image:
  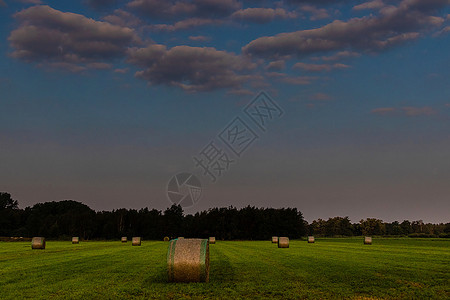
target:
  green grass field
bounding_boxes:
[0,238,449,299]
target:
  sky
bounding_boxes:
[0,0,449,223]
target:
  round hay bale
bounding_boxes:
[364,236,372,245]
[121,237,127,243]
[271,236,278,243]
[132,237,141,246]
[308,236,315,243]
[31,237,45,249]
[164,236,170,242]
[278,237,289,248]
[167,238,209,283]
[208,237,215,244]
[72,237,79,244]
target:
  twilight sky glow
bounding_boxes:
[0,0,449,223]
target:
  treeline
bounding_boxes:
[308,217,450,238]
[1,192,449,240]
[0,193,305,240]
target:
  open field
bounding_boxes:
[0,238,449,299]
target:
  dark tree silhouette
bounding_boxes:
[0,192,20,236]
[0,193,448,239]
[0,192,18,210]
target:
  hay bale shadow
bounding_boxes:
[147,264,168,283]
[209,251,234,283]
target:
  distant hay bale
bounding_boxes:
[364,236,372,245]
[72,237,79,244]
[164,236,170,242]
[167,238,209,283]
[132,237,141,246]
[308,236,315,243]
[121,237,127,243]
[278,237,289,248]
[272,236,278,243]
[31,237,46,249]
[178,237,184,239]
[208,237,215,244]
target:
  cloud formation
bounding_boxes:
[288,0,345,3]
[103,9,142,27]
[371,107,396,115]
[5,0,449,92]
[319,51,361,61]
[127,45,256,92]
[231,7,296,24]
[353,0,385,11]
[189,35,211,41]
[300,5,329,21]
[9,5,139,71]
[150,17,220,31]
[17,0,42,4]
[265,60,285,71]
[293,62,350,72]
[127,0,241,20]
[371,106,437,116]
[402,106,437,117]
[433,25,450,36]
[279,75,318,85]
[114,68,128,73]
[310,92,333,101]
[243,0,447,59]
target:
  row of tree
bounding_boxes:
[307,217,449,237]
[0,193,305,240]
[1,192,449,240]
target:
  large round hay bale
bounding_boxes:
[364,236,372,245]
[208,237,215,244]
[167,238,209,283]
[72,237,79,244]
[278,237,289,248]
[121,237,127,243]
[31,237,45,249]
[271,236,278,243]
[132,237,141,246]
[164,236,170,242]
[308,236,315,243]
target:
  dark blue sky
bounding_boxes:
[0,0,449,222]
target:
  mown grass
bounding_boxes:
[0,238,448,299]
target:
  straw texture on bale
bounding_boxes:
[31,237,45,249]
[167,238,209,283]
[164,236,170,242]
[72,237,79,244]
[208,237,215,244]
[308,236,315,243]
[132,237,141,246]
[121,237,127,243]
[278,237,289,248]
[272,236,278,243]
[364,236,372,245]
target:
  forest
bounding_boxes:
[1,192,449,240]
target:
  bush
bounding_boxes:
[408,233,436,238]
